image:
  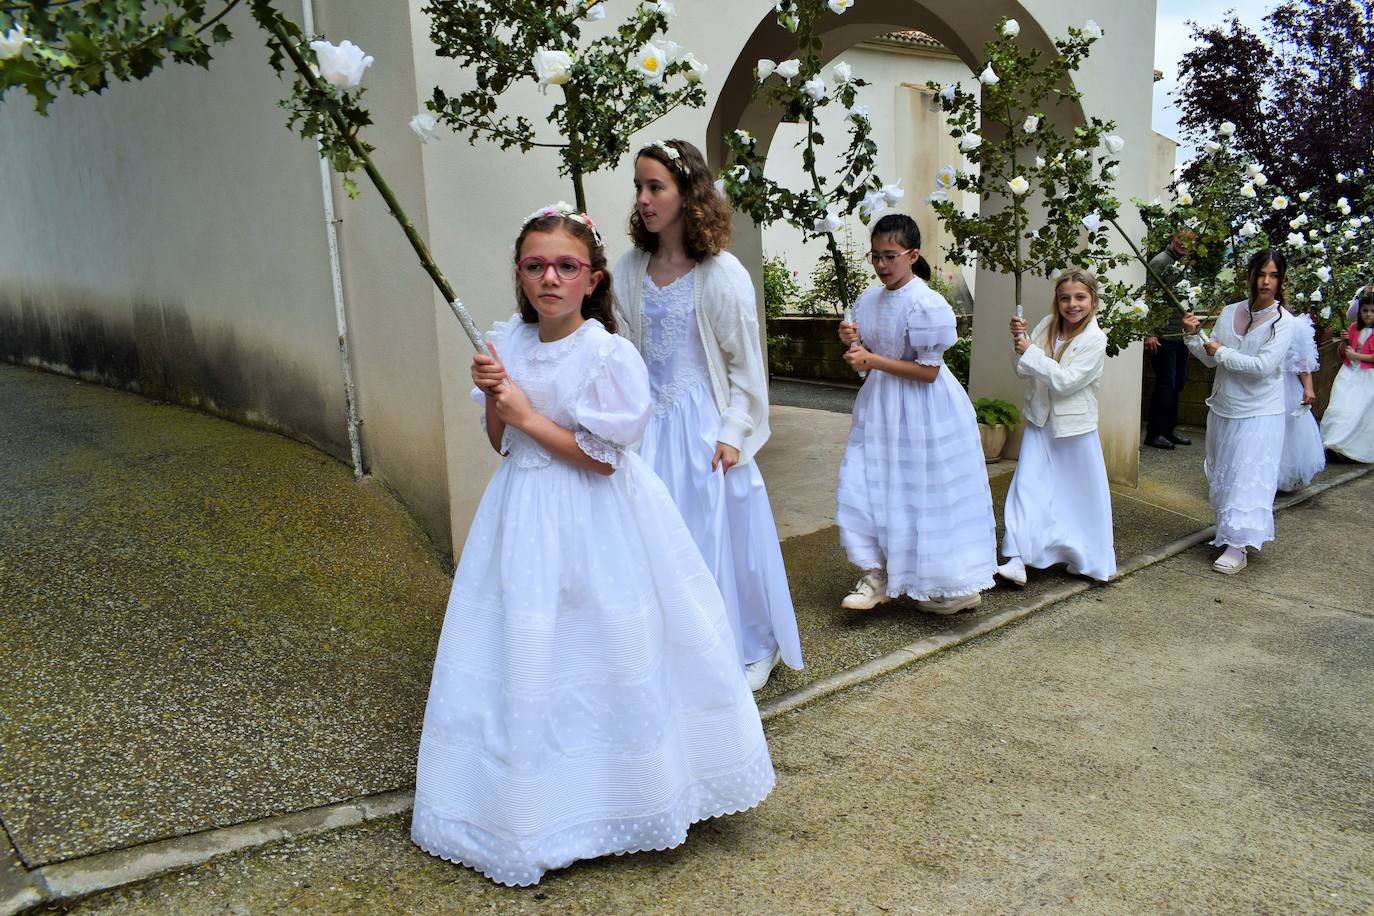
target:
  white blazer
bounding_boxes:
[613,248,771,463]
[1013,315,1107,437]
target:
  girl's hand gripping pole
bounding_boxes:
[844,306,868,379]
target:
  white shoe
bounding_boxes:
[1212,547,1247,575]
[841,574,891,610]
[995,557,1027,587]
[917,593,983,615]
[744,646,782,692]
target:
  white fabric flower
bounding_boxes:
[585,3,607,20]
[1345,229,1356,240]
[756,59,777,81]
[940,84,957,104]
[1081,212,1102,233]
[731,165,750,183]
[1023,115,1039,133]
[1083,19,1103,39]
[1247,163,1263,177]
[1035,156,1047,169]
[682,52,708,83]
[532,48,574,88]
[1178,191,1194,206]
[409,112,441,143]
[828,0,855,12]
[1286,232,1305,247]
[802,77,827,101]
[1320,305,1332,319]
[1131,299,1150,317]
[832,61,853,84]
[1314,241,1326,253]
[1240,183,1257,199]
[1317,266,1332,282]
[1336,172,1348,183]
[1238,220,1259,238]
[848,104,870,121]
[1311,288,1324,302]
[980,64,1000,86]
[1150,197,1163,207]
[1104,164,1119,180]
[1351,218,1362,229]
[1103,134,1125,154]
[1072,149,1088,160]
[0,27,27,60]
[1298,191,1311,202]
[1204,140,1221,154]
[927,190,949,204]
[1002,19,1021,38]
[860,188,887,220]
[1008,176,1030,196]
[880,181,904,206]
[734,128,753,145]
[632,42,667,84]
[1272,195,1289,210]
[959,133,983,152]
[815,211,844,234]
[935,167,958,191]
[654,1,676,18]
[1219,121,1236,136]
[310,39,374,90]
[775,58,801,82]
[1253,173,1268,187]
[1338,197,1352,215]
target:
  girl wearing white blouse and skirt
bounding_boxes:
[1183,249,1297,575]
[997,268,1116,586]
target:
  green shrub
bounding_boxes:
[944,334,972,389]
[972,397,1021,428]
[763,255,802,319]
[798,236,869,316]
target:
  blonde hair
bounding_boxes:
[1042,267,1100,361]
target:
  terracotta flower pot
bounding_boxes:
[979,423,1008,462]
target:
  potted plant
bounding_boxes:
[972,397,1021,462]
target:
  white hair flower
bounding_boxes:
[880,181,905,205]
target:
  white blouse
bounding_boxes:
[1185,301,1296,419]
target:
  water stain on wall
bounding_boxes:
[0,290,351,464]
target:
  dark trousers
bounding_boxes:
[1146,339,1189,438]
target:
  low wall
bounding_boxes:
[768,314,973,386]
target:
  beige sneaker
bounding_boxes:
[841,574,891,610]
[917,593,983,615]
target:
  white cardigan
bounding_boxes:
[1013,315,1107,438]
[1184,301,1294,418]
[612,249,771,463]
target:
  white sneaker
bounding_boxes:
[841,574,891,610]
[744,646,782,692]
[917,593,983,615]
[996,557,1027,587]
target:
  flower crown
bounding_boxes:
[521,201,603,247]
[645,140,690,175]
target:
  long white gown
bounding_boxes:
[835,277,997,600]
[411,316,774,888]
[1277,313,1326,491]
[1321,327,1374,462]
[635,269,803,671]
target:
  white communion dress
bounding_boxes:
[1277,313,1325,491]
[411,316,774,888]
[634,268,803,671]
[835,277,997,600]
[1321,327,1374,462]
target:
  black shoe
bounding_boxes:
[1144,434,1175,450]
[1166,433,1192,446]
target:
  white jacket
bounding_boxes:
[613,249,771,463]
[1013,315,1107,437]
[1184,301,1294,418]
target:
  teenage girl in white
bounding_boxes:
[411,204,774,887]
[614,139,802,691]
[1277,307,1325,491]
[998,268,1116,585]
[1321,286,1374,462]
[1183,248,1296,574]
[836,213,997,613]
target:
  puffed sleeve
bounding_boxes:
[1284,313,1320,374]
[907,289,958,367]
[571,336,652,469]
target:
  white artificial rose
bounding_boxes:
[654,39,683,64]
[1219,121,1236,136]
[880,180,904,205]
[1296,213,1309,225]
[1253,173,1268,187]
[1247,163,1262,177]
[409,112,441,143]
[0,27,27,60]
[959,133,983,152]
[802,77,826,101]
[1003,18,1021,37]
[1023,115,1039,133]
[654,1,676,19]
[860,188,887,220]
[848,104,870,121]
[1008,176,1030,195]
[1352,218,1362,229]
[1178,191,1193,206]
[1104,164,1119,180]
[1286,232,1305,247]
[731,164,750,183]
[1150,197,1163,206]
[682,52,707,83]
[1311,288,1324,302]
[1240,183,1256,199]
[1298,191,1311,202]
[927,190,950,204]
[714,178,727,197]
[1103,134,1125,154]
[828,0,855,12]
[775,58,801,82]
[1035,156,1047,169]
[833,61,853,84]
[980,64,999,86]
[935,165,958,190]
[1131,299,1150,317]
[1320,305,1332,319]
[1345,229,1356,240]
[815,211,844,234]
[1072,149,1088,160]
[1238,220,1259,238]
[940,83,957,103]
[756,59,777,81]
[1336,172,1348,183]
[1272,195,1289,210]
[1317,266,1333,282]
[1314,241,1326,253]
[1083,19,1103,39]
[1082,212,1102,233]
[1204,140,1221,154]
[532,48,574,87]
[632,42,666,84]
[585,3,607,20]
[310,39,374,90]
[734,128,753,144]
[1290,219,1302,230]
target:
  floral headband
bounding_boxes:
[644,140,690,175]
[521,201,603,247]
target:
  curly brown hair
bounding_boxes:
[513,214,617,335]
[628,139,733,262]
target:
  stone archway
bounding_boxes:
[704,1,1156,485]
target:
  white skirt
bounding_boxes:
[411,453,774,887]
[836,367,997,599]
[1001,423,1117,582]
[1278,374,1325,491]
[639,383,803,671]
[1204,413,1285,550]
[1321,365,1374,462]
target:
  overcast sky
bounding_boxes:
[1153,0,1270,160]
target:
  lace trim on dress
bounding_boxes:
[574,428,623,468]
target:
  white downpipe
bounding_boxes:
[301,0,365,480]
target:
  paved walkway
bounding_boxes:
[2,362,1369,912]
